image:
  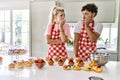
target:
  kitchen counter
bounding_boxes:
[0,59,120,80]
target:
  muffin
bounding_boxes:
[16,62,23,69]
[48,58,54,66]
[58,59,64,66]
[9,63,15,68]
[68,60,74,66]
[77,60,84,67]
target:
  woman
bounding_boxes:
[45,6,70,59]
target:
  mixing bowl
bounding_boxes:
[90,52,110,66]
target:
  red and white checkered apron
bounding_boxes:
[47,23,68,58]
[78,21,97,60]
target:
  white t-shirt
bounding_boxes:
[74,21,103,35]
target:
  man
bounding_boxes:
[74,3,103,61]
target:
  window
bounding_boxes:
[0,10,10,43]
[0,10,30,56]
[67,23,117,51]
[97,23,117,51]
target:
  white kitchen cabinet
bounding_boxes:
[60,0,116,23]
[30,1,56,57]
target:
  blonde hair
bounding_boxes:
[48,6,65,24]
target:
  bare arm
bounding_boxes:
[85,25,100,42]
[59,21,69,43]
[46,35,62,44]
[84,16,100,42]
[74,33,80,57]
[59,29,69,43]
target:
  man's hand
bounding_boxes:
[83,17,92,27]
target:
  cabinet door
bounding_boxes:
[61,0,115,23]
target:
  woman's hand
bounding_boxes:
[59,20,65,31]
[58,20,69,43]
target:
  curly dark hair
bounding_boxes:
[81,3,98,16]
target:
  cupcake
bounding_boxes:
[16,62,23,69]
[58,59,64,66]
[68,60,74,66]
[48,58,54,66]
[77,60,84,67]
[9,63,15,68]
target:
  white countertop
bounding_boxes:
[0,59,120,80]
